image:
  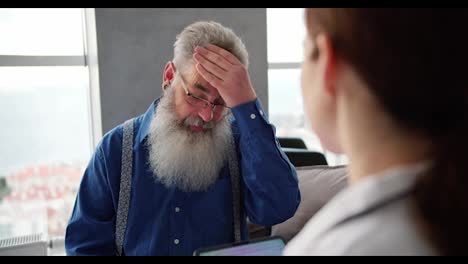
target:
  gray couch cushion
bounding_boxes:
[271,165,348,242]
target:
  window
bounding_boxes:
[267,8,347,165]
[0,9,93,242]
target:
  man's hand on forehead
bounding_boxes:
[193,44,257,108]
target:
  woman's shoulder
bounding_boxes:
[284,197,437,255]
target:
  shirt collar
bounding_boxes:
[136,98,160,144]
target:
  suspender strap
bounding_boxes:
[115,118,134,256]
[227,135,242,243]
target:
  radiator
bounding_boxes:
[0,233,48,256]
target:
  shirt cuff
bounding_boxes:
[231,99,270,135]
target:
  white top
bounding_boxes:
[283,163,438,256]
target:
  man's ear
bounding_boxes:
[162,61,175,85]
[315,34,337,97]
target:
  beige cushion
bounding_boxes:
[271,165,348,242]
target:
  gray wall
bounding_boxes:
[94,8,268,133]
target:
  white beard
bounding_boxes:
[147,88,233,192]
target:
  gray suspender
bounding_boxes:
[227,136,242,243]
[115,118,242,255]
[115,119,134,256]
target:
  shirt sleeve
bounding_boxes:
[65,141,118,256]
[231,99,301,226]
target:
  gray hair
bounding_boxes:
[173,21,249,74]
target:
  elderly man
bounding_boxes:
[65,21,300,256]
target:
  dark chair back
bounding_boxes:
[278,137,307,149]
[283,148,328,167]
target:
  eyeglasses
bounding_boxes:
[175,68,231,119]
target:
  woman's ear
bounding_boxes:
[315,34,337,97]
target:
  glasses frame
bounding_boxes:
[172,63,231,119]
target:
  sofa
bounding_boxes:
[271,165,348,241]
[249,165,348,242]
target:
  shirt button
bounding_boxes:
[250,114,256,119]
[175,207,180,213]
[174,239,180,245]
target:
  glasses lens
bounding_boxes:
[186,95,207,108]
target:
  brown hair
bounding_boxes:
[305,8,468,255]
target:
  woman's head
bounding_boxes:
[301,8,468,254]
[302,8,468,153]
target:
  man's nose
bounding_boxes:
[198,105,214,122]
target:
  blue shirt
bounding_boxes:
[65,99,300,256]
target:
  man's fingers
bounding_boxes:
[204,44,241,65]
[193,53,227,80]
[194,46,232,71]
[196,63,223,88]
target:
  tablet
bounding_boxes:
[193,236,285,256]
